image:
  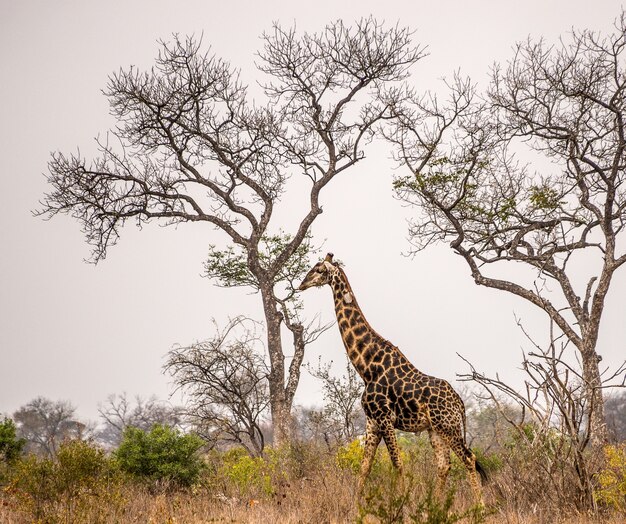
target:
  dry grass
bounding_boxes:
[1,481,624,523]
[1,441,625,523]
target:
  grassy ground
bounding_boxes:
[1,439,625,523]
[1,475,622,524]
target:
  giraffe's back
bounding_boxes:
[360,348,465,436]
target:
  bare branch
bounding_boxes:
[164,317,269,456]
[386,16,626,445]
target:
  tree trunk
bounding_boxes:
[260,285,293,446]
[580,342,608,446]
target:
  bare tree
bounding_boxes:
[459,386,522,452]
[97,393,184,448]
[459,319,626,511]
[385,14,626,444]
[12,397,90,457]
[164,317,270,456]
[38,20,425,445]
[304,358,365,446]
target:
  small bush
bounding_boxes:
[472,447,502,476]
[114,424,205,488]
[358,471,487,524]
[595,444,626,512]
[216,447,274,497]
[0,417,25,485]
[0,418,25,466]
[336,434,433,478]
[336,438,366,473]
[6,440,124,523]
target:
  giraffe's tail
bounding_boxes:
[462,405,488,483]
[474,457,489,483]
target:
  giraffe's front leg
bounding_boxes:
[380,416,403,472]
[358,417,382,495]
[380,417,407,494]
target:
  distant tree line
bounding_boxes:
[3,384,626,463]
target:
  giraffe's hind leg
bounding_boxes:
[428,430,451,499]
[430,407,484,505]
[447,435,483,505]
[442,431,483,505]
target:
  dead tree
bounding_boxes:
[38,20,425,445]
[305,358,365,446]
[164,317,270,456]
[459,319,626,511]
[97,393,184,448]
[385,13,626,444]
[12,397,89,457]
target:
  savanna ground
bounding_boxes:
[1,434,625,524]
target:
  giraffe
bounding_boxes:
[298,253,486,503]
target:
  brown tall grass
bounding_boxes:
[1,438,625,523]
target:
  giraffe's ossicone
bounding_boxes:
[299,253,486,504]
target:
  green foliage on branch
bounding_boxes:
[205,231,317,292]
[528,184,562,211]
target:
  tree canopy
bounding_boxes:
[386,16,626,443]
[38,19,425,444]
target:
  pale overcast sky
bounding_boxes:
[1,0,624,424]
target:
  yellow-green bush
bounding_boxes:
[336,434,432,478]
[336,438,366,473]
[6,440,125,523]
[216,447,274,497]
[595,444,626,512]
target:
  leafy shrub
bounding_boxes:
[114,424,205,488]
[472,447,502,476]
[336,438,366,473]
[358,471,487,524]
[6,439,124,523]
[209,443,331,502]
[0,417,25,465]
[336,436,412,476]
[216,447,274,497]
[0,417,25,484]
[336,433,434,477]
[595,444,626,512]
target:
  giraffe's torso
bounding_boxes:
[356,333,465,436]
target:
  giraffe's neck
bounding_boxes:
[329,268,406,381]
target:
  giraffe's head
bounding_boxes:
[298,253,338,291]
